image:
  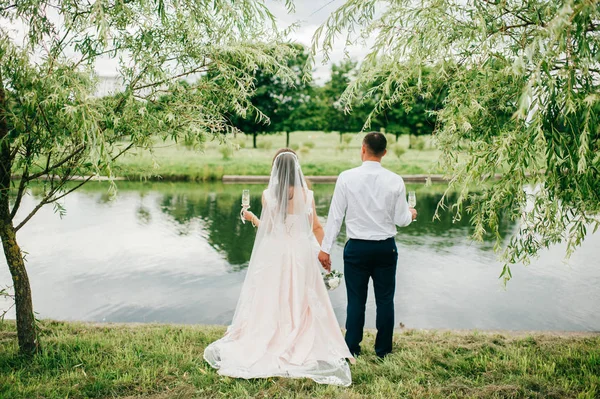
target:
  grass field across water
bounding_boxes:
[1,321,599,398]
[115,132,441,182]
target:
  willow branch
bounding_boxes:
[111,142,134,161]
[14,197,48,232]
[132,64,209,92]
[73,47,122,70]
[10,143,32,220]
[498,22,534,32]
[1,4,16,12]
[15,161,75,231]
[27,145,85,181]
[9,142,20,161]
[37,103,54,138]
[46,175,95,204]
[14,138,134,230]
[509,7,535,25]
[113,66,149,114]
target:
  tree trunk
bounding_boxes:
[253,132,257,149]
[0,222,38,355]
[339,132,343,143]
[286,131,290,148]
[0,72,39,355]
[395,132,400,143]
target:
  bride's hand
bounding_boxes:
[242,210,256,222]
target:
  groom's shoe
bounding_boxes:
[347,341,361,358]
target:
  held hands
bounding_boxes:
[318,250,331,272]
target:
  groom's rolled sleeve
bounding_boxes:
[394,180,413,227]
[321,174,347,254]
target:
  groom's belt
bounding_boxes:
[347,237,395,243]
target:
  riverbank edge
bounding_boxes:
[2,320,599,399]
[12,173,441,183]
[13,173,505,184]
[17,320,597,337]
[223,174,446,183]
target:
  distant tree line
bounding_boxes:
[228,45,448,148]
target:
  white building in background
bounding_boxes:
[95,74,161,98]
[95,74,124,97]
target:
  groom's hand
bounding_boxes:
[410,207,418,220]
[318,251,331,272]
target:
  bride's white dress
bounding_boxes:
[204,187,354,386]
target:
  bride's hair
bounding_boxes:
[272,148,298,164]
[272,148,304,216]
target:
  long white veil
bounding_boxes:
[230,150,315,327]
[255,151,313,239]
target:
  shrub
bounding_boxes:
[236,139,247,149]
[409,135,426,150]
[220,145,234,160]
[257,140,273,150]
[299,146,311,157]
[342,134,353,145]
[183,137,195,149]
[183,135,204,150]
[415,138,426,151]
[201,165,211,181]
[336,143,349,153]
[290,143,300,151]
[392,143,406,158]
[303,141,316,149]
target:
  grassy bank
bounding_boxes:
[1,321,598,398]
[114,132,441,181]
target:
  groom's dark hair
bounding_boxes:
[363,132,387,157]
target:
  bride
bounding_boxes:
[204,148,354,386]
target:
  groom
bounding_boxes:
[318,132,417,359]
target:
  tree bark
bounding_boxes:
[339,131,343,143]
[0,222,37,355]
[286,131,290,148]
[395,132,400,143]
[0,71,39,355]
[253,132,257,149]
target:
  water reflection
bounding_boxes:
[1,182,598,331]
[159,189,259,268]
[155,185,513,269]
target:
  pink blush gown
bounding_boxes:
[203,191,354,386]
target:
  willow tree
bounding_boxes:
[313,0,600,281]
[0,0,296,354]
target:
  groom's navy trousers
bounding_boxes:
[343,237,398,358]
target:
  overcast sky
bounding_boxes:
[90,0,369,83]
[3,0,369,83]
[265,0,370,82]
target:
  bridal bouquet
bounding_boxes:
[322,270,343,291]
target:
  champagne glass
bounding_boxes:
[240,189,250,223]
[242,189,250,208]
[408,191,417,222]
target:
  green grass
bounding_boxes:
[1,321,599,398]
[114,132,441,181]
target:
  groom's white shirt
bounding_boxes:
[321,161,413,254]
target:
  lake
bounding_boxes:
[1,182,599,332]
